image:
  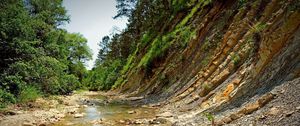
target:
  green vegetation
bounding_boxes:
[138,27,196,69]
[0,0,91,108]
[250,22,267,33]
[202,83,212,90]
[86,0,212,90]
[18,86,41,103]
[231,53,241,66]
[0,0,216,105]
[203,112,215,126]
[0,89,16,108]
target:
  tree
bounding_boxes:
[0,0,91,107]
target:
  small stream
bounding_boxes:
[53,94,164,126]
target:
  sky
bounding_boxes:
[62,0,128,70]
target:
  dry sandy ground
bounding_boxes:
[0,91,99,126]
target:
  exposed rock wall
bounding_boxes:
[115,0,300,125]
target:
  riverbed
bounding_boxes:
[0,91,171,126]
[52,92,170,126]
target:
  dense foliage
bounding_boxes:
[0,0,91,107]
[85,0,210,90]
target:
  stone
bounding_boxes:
[74,113,84,118]
[221,116,232,124]
[296,106,300,110]
[127,110,136,114]
[155,118,168,124]
[91,119,103,124]
[66,122,74,126]
[6,110,17,115]
[268,107,280,116]
[133,120,143,124]
[119,119,126,124]
[57,113,65,118]
[156,112,173,118]
[149,119,160,124]
[22,122,33,126]
[285,111,294,117]
[16,111,24,114]
[38,122,47,126]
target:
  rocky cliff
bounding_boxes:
[113,0,300,125]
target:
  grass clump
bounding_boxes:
[176,0,212,28]
[203,112,215,126]
[202,83,212,90]
[231,53,241,66]
[250,22,267,33]
[18,86,41,103]
[138,26,196,70]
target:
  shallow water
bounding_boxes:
[53,95,159,126]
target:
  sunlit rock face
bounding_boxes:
[115,0,300,125]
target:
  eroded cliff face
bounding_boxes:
[114,0,300,125]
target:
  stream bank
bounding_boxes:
[0,91,171,126]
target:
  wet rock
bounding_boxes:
[127,96,144,101]
[74,113,84,118]
[127,110,136,114]
[91,119,103,124]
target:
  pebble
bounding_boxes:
[268,107,280,116]
[156,112,173,118]
[74,113,84,118]
[119,119,126,124]
[127,110,136,114]
[22,122,33,126]
[285,111,294,117]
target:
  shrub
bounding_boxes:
[18,86,41,103]
[0,89,16,108]
[231,53,241,66]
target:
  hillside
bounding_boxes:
[101,0,300,125]
[0,0,299,125]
